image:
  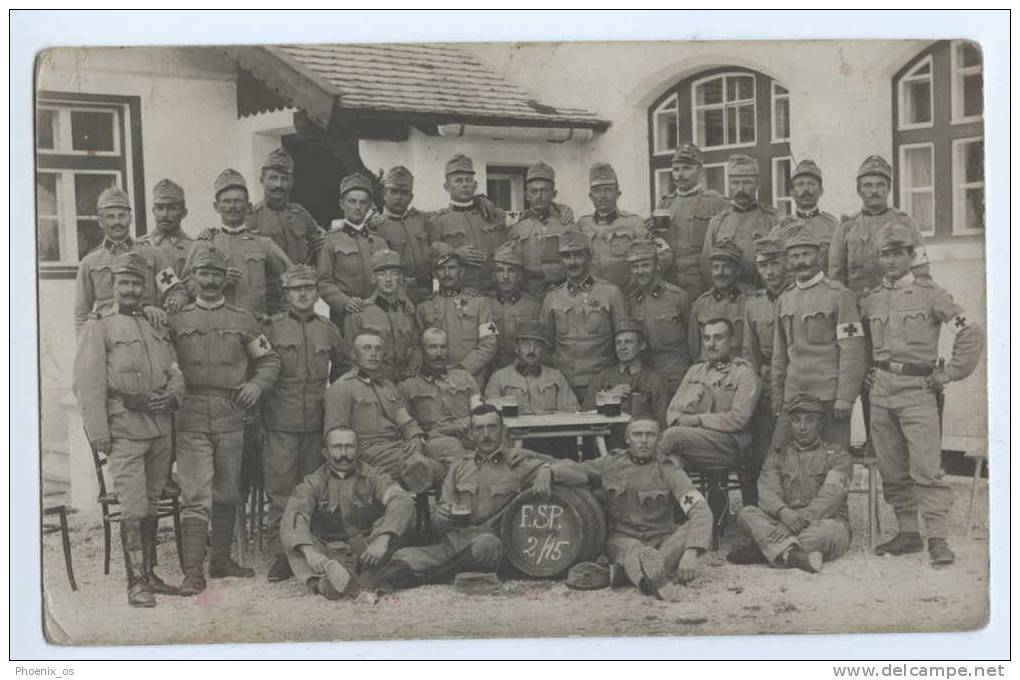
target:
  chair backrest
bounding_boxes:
[86,436,111,500]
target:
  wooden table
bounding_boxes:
[502,411,631,459]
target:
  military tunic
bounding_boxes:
[281,461,414,590]
[182,227,292,318]
[369,208,433,303]
[489,291,541,369]
[688,286,746,362]
[656,187,730,301]
[136,228,194,277]
[399,367,477,470]
[742,286,783,477]
[426,205,509,293]
[771,272,867,449]
[344,292,422,383]
[484,364,580,415]
[538,275,628,398]
[74,238,186,332]
[627,280,692,391]
[578,211,648,292]
[738,439,852,565]
[507,205,576,296]
[770,208,837,272]
[582,362,669,427]
[316,221,387,314]
[702,202,779,288]
[415,290,498,388]
[860,273,984,539]
[828,208,930,296]
[246,200,324,266]
[73,307,185,519]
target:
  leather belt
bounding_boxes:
[874,360,933,377]
[186,386,236,399]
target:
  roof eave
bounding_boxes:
[336,107,611,133]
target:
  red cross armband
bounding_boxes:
[246,333,273,359]
[155,267,181,295]
[679,489,706,514]
[478,321,499,338]
[836,321,864,340]
[948,313,970,334]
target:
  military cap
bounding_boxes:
[383,165,414,190]
[785,393,825,414]
[453,572,502,596]
[856,155,892,182]
[431,241,460,268]
[262,147,294,173]
[588,162,619,187]
[672,142,704,166]
[625,238,658,263]
[783,222,821,250]
[280,264,318,288]
[214,169,247,197]
[152,179,185,203]
[557,230,591,254]
[445,153,475,176]
[370,248,402,272]
[340,173,374,197]
[614,317,645,339]
[111,252,148,280]
[727,154,759,178]
[708,240,743,265]
[877,221,916,252]
[96,186,132,211]
[491,242,524,267]
[526,161,555,185]
[190,245,229,272]
[791,159,823,183]
[515,320,550,344]
[566,561,611,591]
[753,237,785,262]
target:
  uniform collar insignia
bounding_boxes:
[515,362,542,377]
[794,437,823,452]
[288,309,317,322]
[861,206,891,217]
[103,236,133,253]
[711,286,740,301]
[372,293,401,311]
[420,364,448,382]
[627,453,652,465]
[593,210,618,224]
[497,290,522,305]
[438,287,462,298]
[357,369,381,384]
[219,223,248,235]
[383,208,408,219]
[635,282,663,302]
[884,272,915,289]
[619,361,643,376]
[731,200,759,213]
[566,275,595,296]
[195,296,225,310]
[674,183,704,198]
[709,358,732,371]
[795,271,825,289]
[796,207,821,219]
[449,200,475,212]
[474,448,505,466]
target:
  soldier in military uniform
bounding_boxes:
[317,173,388,325]
[649,143,729,302]
[702,154,779,289]
[489,242,541,370]
[182,170,292,320]
[168,246,281,594]
[323,331,438,493]
[415,243,498,389]
[625,238,692,393]
[731,394,853,574]
[261,264,350,582]
[660,318,761,470]
[507,162,576,297]
[367,166,433,304]
[74,252,186,607]
[137,179,194,278]
[768,159,837,272]
[378,403,555,590]
[75,186,187,332]
[247,147,325,265]
[485,320,579,415]
[689,241,747,361]
[578,162,648,293]
[861,222,984,565]
[583,319,670,430]
[425,154,510,294]
[343,249,422,383]
[829,155,931,297]
[539,231,628,404]
[281,427,414,600]
[552,418,712,599]
[741,237,789,503]
[399,327,480,474]
[771,225,866,450]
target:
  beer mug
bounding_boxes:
[451,504,472,528]
[595,391,607,415]
[651,208,672,234]
[604,393,622,417]
[501,394,519,418]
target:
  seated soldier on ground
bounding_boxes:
[552,417,712,601]
[729,394,853,574]
[378,403,556,590]
[281,427,414,600]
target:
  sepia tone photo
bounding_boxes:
[35,38,990,646]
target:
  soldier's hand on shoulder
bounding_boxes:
[163,296,185,314]
[196,227,217,241]
[344,297,365,314]
[233,382,263,410]
[225,267,245,286]
[474,194,501,222]
[141,305,168,330]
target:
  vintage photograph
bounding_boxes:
[35,37,990,646]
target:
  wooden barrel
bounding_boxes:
[501,487,607,579]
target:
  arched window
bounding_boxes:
[892,40,984,237]
[647,66,792,214]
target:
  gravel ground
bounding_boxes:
[40,474,989,647]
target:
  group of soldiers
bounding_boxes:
[72,141,983,608]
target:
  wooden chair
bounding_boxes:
[42,503,77,591]
[687,465,745,550]
[965,451,987,538]
[89,443,183,574]
[848,446,882,547]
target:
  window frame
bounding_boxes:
[897,141,936,237]
[651,93,680,157]
[897,55,935,131]
[771,155,794,219]
[690,71,757,151]
[950,40,983,124]
[653,167,675,203]
[771,83,790,143]
[951,136,985,236]
[701,161,728,196]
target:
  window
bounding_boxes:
[772,157,793,219]
[647,67,791,208]
[898,56,933,129]
[35,92,144,271]
[652,95,680,155]
[892,41,984,239]
[951,40,983,122]
[486,165,526,218]
[952,137,984,234]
